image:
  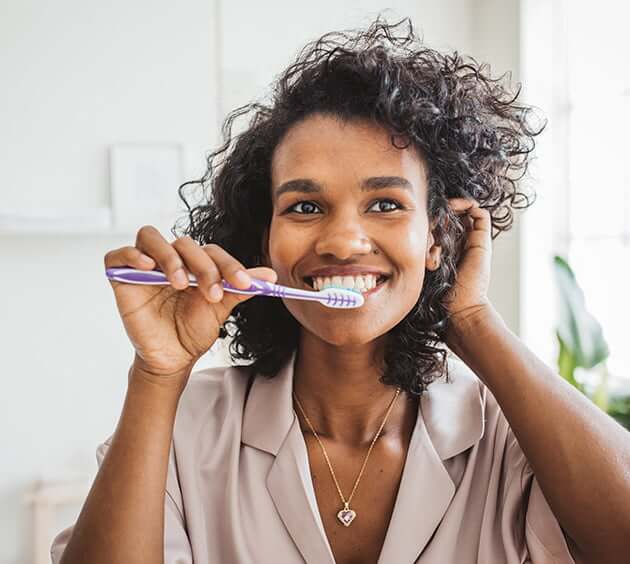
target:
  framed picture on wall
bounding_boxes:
[109,143,186,235]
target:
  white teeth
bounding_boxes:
[311,274,384,293]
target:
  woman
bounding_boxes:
[52,16,630,564]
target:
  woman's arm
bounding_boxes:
[59,362,187,564]
[446,304,630,564]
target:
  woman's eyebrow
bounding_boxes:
[273,176,413,200]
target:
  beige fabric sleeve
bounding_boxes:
[502,427,577,564]
[50,437,193,564]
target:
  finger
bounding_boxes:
[104,246,156,271]
[461,206,492,255]
[447,198,489,231]
[246,266,278,283]
[204,244,253,301]
[447,197,480,214]
[171,236,222,302]
[465,204,491,235]
[216,265,280,305]
[134,225,191,289]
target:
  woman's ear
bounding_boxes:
[425,217,442,271]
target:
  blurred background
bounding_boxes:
[1,0,628,562]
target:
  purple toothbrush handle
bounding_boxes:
[105,268,183,285]
[221,279,321,301]
[104,268,314,298]
[105,268,361,307]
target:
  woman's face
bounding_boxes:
[265,113,441,346]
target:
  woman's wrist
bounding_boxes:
[127,360,191,405]
[444,302,499,358]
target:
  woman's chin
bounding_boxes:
[303,322,390,347]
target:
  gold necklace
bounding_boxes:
[292,387,401,527]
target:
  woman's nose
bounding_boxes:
[314,225,373,260]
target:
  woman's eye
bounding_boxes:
[285,199,403,215]
[367,199,403,213]
[286,201,322,214]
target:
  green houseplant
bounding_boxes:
[553,255,630,429]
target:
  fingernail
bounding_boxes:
[209,283,223,301]
[235,270,251,287]
[174,269,188,286]
[139,254,154,265]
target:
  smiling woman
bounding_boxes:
[172,16,543,396]
[266,114,438,369]
[52,14,621,564]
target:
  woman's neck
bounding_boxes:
[292,336,417,447]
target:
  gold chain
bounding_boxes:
[292,387,401,516]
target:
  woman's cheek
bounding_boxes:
[392,230,428,268]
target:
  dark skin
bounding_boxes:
[266,114,438,562]
[296,393,419,564]
[266,113,630,564]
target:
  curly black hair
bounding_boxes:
[171,15,545,396]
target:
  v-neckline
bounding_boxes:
[268,396,455,564]
[245,350,485,563]
[299,396,420,562]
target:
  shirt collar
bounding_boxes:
[241,348,485,460]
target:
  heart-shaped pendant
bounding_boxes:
[337,506,356,527]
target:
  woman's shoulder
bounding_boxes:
[420,351,520,460]
[174,360,253,433]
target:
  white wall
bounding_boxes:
[0,2,525,562]
[0,1,218,562]
[217,1,475,132]
[519,0,556,365]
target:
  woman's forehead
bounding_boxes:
[271,114,427,191]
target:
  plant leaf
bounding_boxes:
[552,255,609,369]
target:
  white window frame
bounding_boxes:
[520,0,629,384]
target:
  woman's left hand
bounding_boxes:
[443,198,493,330]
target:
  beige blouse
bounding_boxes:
[51,349,576,563]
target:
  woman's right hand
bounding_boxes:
[104,226,277,389]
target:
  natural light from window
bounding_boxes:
[565,1,630,383]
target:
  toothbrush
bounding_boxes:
[105,267,365,309]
